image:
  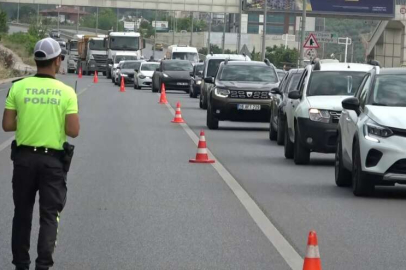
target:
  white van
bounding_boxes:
[165,45,199,63]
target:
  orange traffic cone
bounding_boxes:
[93,71,98,83]
[78,67,82,78]
[120,76,126,92]
[303,231,322,270]
[189,130,215,164]
[158,83,168,104]
[171,102,185,123]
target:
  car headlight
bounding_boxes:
[196,80,202,85]
[214,88,230,98]
[163,73,169,78]
[364,120,393,142]
[139,74,146,79]
[309,108,330,123]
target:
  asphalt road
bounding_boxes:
[1,72,406,269]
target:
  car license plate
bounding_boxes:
[237,104,261,111]
[177,82,188,85]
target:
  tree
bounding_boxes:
[0,8,8,33]
[265,45,299,68]
[81,8,119,31]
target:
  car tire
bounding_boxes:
[152,80,158,93]
[202,92,208,109]
[115,76,119,86]
[293,124,310,165]
[269,111,277,141]
[284,122,294,159]
[352,140,374,196]
[276,117,285,146]
[207,101,219,130]
[189,86,193,98]
[107,68,111,79]
[103,72,106,76]
[191,88,198,98]
[335,133,352,187]
[199,94,204,108]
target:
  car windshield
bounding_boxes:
[287,73,303,92]
[219,65,279,83]
[70,41,78,50]
[122,62,141,69]
[141,63,159,71]
[368,75,406,107]
[115,56,136,63]
[110,36,139,51]
[307,71,366,96]
[163,61,193,72]
[277,71,286,79]
[195,65,204,73]
[172,52,198,62]
[89,39,106,50]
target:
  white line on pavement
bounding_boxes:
[164,99,304,270]
[0,84,92,153]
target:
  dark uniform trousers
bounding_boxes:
[12,148,67,270]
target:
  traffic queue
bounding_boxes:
[101,45,406,198]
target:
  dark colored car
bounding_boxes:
[152,60,193,93]
[269,69,303,145]
[116,60,144,85]
[206,61,279,129]
[190,63,204,98]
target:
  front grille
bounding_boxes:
[229,90,270,99]
[93,54,107,64]
[330,111,341,124]
[127,74,134,78]
[387,159,406,174]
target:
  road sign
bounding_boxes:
[304,49,317,60]
[240,44,251,58]
[303,34,319,49]
[306,32,338,44]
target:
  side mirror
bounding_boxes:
[288,90,301,100]
[342,97,361,115]
[134,69,139,73]
[156,67,160,71]
[197,70,203,76]
[116,67,121,70]
[270,88,282,95]
[190,71,194,76]
[204,77,214,83]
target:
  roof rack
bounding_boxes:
[264,59,271,66]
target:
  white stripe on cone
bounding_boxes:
[200,136,206,141]
[197,148,208,154]
[305,245,321,259]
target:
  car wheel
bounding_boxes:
[199,94,204,108]
[189,86,193,97]
[293,124,310,165]
[202,92,208,109]
[107,68,111,79]
[335,133,352,187]
[352,140,374,196]
[207,101,219,130]
[115,76,119,86]
[269,111,277,141]
[191,87,198,98]
[284,121,294,159]
[276,116,285,146]
[152,80,158,93]
[103,72,106,76]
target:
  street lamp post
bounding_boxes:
[96,6,99,34]
[261,0,267,61]
[222,13,226,53]
[299,0,307,67]
[153,9,157,60]
[207,13,212,53]
[17,1,20,24]
[237,0,242,53]
[190,12,193,46]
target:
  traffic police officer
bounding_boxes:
[2,38,80,270]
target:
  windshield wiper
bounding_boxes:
[372,103,388,106]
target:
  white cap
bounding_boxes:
[34,38,62,61]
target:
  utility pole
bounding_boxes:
[116,8,119,31]
[37,4,40,26]
[322,17,325,59]
[190,12,193,46]
[17,1,20,24]
[261,0,267,61]
[153,9,157,60]
[76,7,79,33]
[96,7,99,34]
[207,13,212,53]
[57,7,60,31]
[237,0,242,53]
[299,0,307,67]
[172,11,175,44]
[222,13,226,53]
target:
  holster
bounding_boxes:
[62,142,75,172]
[10,140,17,161]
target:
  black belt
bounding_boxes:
[18,145,64,158]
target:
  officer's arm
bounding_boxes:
[65,113,80,138]
[2,109,17,132]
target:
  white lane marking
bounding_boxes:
[0,83,92,153]
[163,98,304,270]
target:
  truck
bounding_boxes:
[67,35,81,74]
[165,45,199,64]
[105,32,145,79]
[77,35,108,76]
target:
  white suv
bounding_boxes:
[335,67,406,196]
[284,61,372,165]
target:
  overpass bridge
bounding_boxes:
[0,0,239,13]
[368,1,406,67]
